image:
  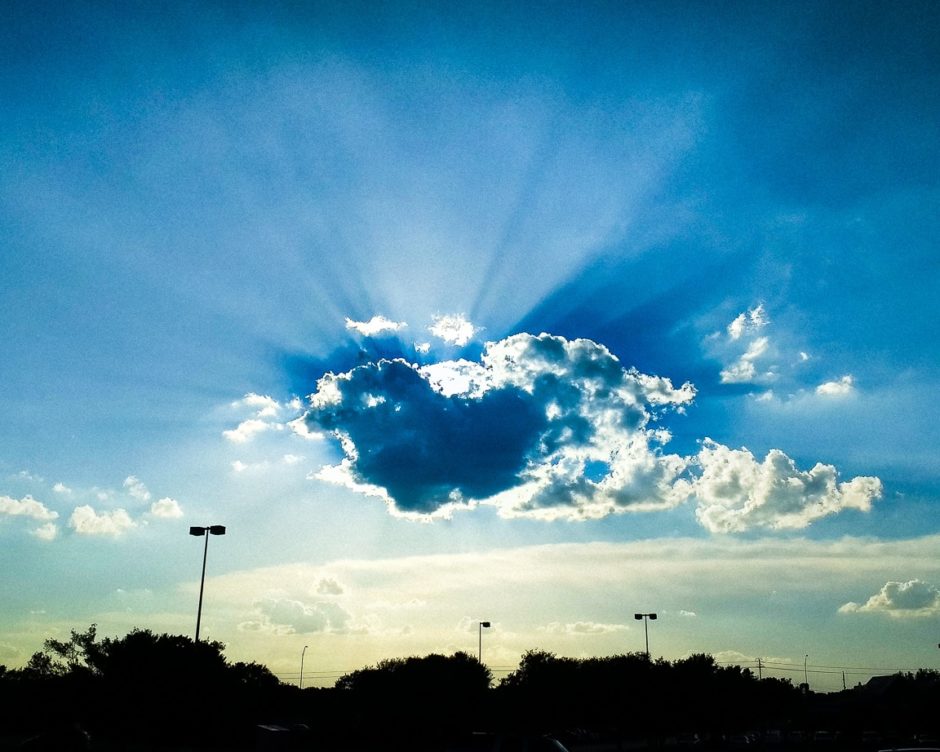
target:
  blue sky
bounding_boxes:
[2,1,939,689]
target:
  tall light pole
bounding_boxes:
[300,645,308,689]
[804,654,809,687]
[634,612,657,657]
[189,525,226,641]
[478,621,491,663]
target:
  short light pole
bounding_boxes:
[634,612,657,657]
[300,645,308,689]
[189,525,226,641]
[478,621,491,663]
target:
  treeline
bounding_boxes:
[1,626,939,750]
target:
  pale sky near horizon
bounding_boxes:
[2,1,939,691]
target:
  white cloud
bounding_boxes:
[239,392,281,418]
[428,313,478,346]
[123,475,151,502]
[345,315,407,337]
[727,304,769,340]
[224,393,293,443]
[690,439,883,532]
[0,494,59,521]
[223,418,275,443]
[52,482,71,495]
[839,580,940,617]
[816,375,855,396]
[720,336,770,384]
[150,497,183,519]
[31,523,59,541]
[69,505,136,536]
[414,342,431,354]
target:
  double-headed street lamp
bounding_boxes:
[634,612,657,657]
[478,621,491,663]
[189,525,226,641]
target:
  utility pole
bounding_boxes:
[757,657,762,680]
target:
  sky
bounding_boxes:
[1,0,939,691]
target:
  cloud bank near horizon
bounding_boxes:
[299,329,882,529]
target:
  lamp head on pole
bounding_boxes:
[480,621,491,628]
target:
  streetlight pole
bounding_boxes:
[300,645,308,689]
[634,612,657,658]
[804,654,809,687]
[478,621,491,663]
[189,525,226,641]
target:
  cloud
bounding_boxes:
[123,475,151,502]
[816,375,855,396]
[303,333,695,519]
[31,522,58,541]
[52,482,72,495]
[727,304,769,340]
[428,314,478,346]
[345,315,407,337]
[224,393,290,443]
[150,497,183,519]
[254,596,351,634]
[690,439,883,532]
[720,336,770,384]
[839,580,940,617]
[69,505,136,536]
[316,578,344,595]
[541,621,629,635]
[0,494,59,521]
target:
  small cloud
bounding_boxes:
[150,497,183,519]
[678,610,697,617]
[0,494,59,521]
[816,375,855,396]
[52,482,72,495]
[69,505,136,536]
[414,342,431,354]
[223,418,274,444]
[727,304,768,340]
[799,351,810,362]
[720,336,770,384]
[839,580,940,617]
[31,523,58,541]
[255,597,352,634]
[345,315,407,337]
[282,454,305,465]
[237,393,281,418]
[316,578,344,595]
[224,394,292,443]
[428,314,478,346]
[123,475,151,502]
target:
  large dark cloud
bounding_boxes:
[302,333,695,518]
[308,358,549,514]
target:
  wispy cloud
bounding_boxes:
[123,475,151,502]
[345,315,407,337]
